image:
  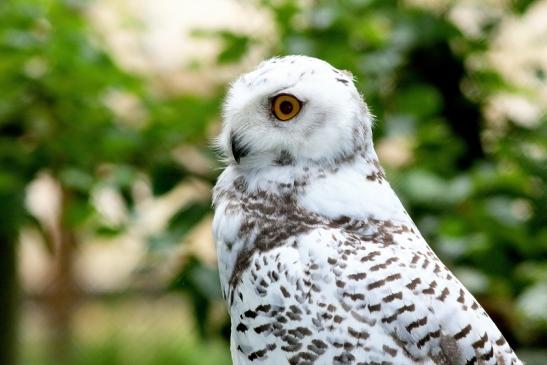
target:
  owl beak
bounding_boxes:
[230,131,249,163]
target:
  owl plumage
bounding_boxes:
[212,55,521,365]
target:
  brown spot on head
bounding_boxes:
[274,150,295,166]
[233,176,247,192]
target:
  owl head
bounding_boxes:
[218,55,374,167]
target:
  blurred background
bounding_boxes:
[1,0,546,364]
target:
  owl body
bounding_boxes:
[213,56,521,365]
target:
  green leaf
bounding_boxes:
[149,202,210,250]
[150,162,188,196]
[393,84,443,118]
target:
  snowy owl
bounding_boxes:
[212,55,521,365]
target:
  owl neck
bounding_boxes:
[215,145,412,226]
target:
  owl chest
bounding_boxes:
[228,230,425,364]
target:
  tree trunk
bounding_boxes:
[0,186,23,365]
[45,186,79,365]
[0,229,18,365]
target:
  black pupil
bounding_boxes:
[280,100,293,114]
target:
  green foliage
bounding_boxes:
[0,0,218,227]
[193,30,255,64]
[1,1,220,362]
[23,335,231,365]
[171,257,225,337]
[150,203,212,250]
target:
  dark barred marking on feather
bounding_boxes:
[437,287,450,301]
[289,351,318,365]
[472,333,488,349]
[254,323,271,334]
[480,346,495,361]
[416,329,441,349]
[422,280,437,294]
[333,351,355,364]
[457,289,466,304]
[383,291,402,303]
[496,335,507,346]
[274,150,295,166]
[368,303,381,312]
[406,316,428,332]
[247,343,277,361]
[454,324,472,340]
[466,355,477,365]
[348,272,367,280]
[237,323,248,332]
[383,344,398,357]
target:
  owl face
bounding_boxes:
[219,55,372,166]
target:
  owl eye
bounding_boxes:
[272,94,301,121]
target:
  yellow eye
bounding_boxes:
[272,94,301,121]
